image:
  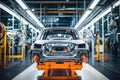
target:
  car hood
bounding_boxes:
[34,39,86,45]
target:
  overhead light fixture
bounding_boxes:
[113,0,120,8]
[15,0,28,10]
[0,3,28,24]
[0,3,20,19]
[74,0,100,29]
[26,10,44,28]
[32,9,35,11]
[16,0,44,28]
[80,7,111,32]
[42,19,45,23]
[89,0,100,10]
[75,10,91,28]
[0,3,39,32]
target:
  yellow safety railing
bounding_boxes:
[0,22,24,69]
[94,33,101,61]
[94,33,109,62]
[7,34,24,62]
[0,22,7,69]
[104,39,108,61]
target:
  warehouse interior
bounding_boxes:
[0,0,120,80]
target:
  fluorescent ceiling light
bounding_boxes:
[89,0,100,9]
[32,9,35,11]
[16,0,44,28]
[113,0,120,8]
[26,10,44,28]
[80,7,111,32]
[75,10,91,28]
[74,0,100,29]
[0,3,28,24]
[0,3,29,25]
[79,0,119,32]
[0,3,20,19]
[16,0,28,10]
[0,3,39,32]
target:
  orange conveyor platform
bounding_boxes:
[37,61,83,80]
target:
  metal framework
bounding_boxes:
[7,33,24,62]
[37,61,83,80]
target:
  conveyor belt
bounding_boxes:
[12,63,44,80]
[75,63,109,80]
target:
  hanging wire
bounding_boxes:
[84,0,86,12]
[0,8,1,22]
[76,0,78,23]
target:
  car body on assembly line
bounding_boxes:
[31,27,89,63]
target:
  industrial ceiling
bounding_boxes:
[24,0,91,27]
[0,0,115,29]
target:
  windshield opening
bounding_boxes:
[40,29,79,40]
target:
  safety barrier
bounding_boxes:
[0,22,24,69]
[7,33,24,62]
[94,33,102,61]
[0,22,7,69]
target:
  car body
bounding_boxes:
[31,27,89,62]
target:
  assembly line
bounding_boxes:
[0,0,120,80]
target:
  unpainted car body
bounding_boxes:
[31,27,89,62]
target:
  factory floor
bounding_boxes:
[0,49,120,80]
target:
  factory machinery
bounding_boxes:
[36,61,83,80]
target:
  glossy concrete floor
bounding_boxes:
[0,50,120,80]
[89,53,120,80]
